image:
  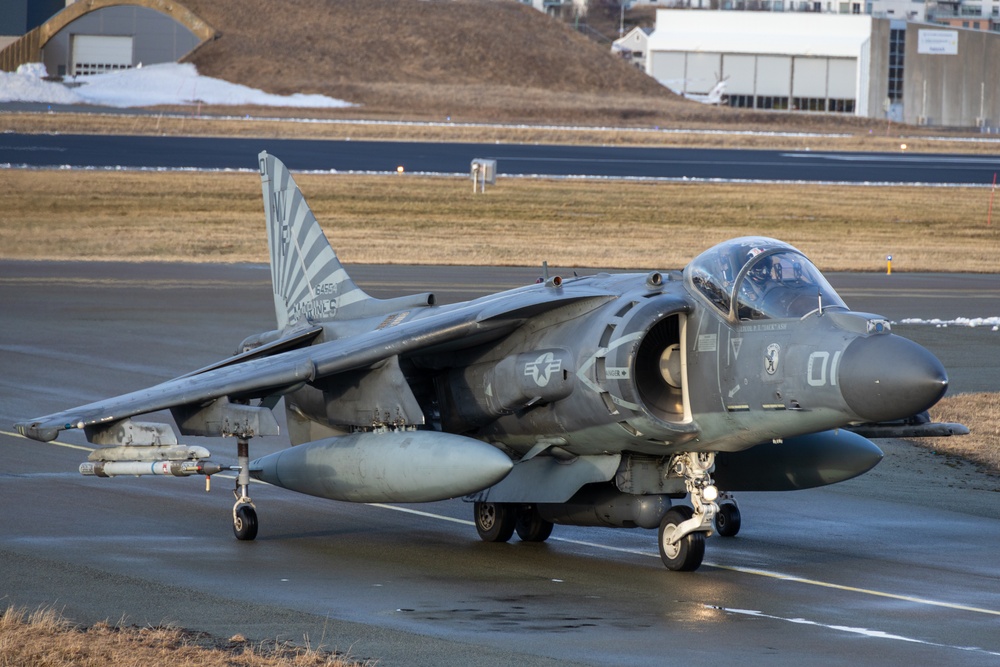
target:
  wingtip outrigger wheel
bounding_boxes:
[233,503,258,541]
[232,438,258,541]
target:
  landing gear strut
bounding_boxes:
[233,438,257,541]
[658,452,718,571]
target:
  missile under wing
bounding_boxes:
[15,152,963,572]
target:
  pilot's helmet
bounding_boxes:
[746,248,772,285]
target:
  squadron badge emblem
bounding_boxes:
[765,343,780,375]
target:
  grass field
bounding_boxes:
[2,170,998,271]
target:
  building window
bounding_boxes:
[793,97,825,111]
[888,28,905,102]
[73,62,131,77]
[828,98,855,113]
[789,97,855,113]
[727,94,755,108]
[755,96,789,110]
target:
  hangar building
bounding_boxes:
[0,0,215,78]
[647,9,1000,128]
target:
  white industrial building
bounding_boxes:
[646,8,1000,127]
[648,12,872,113]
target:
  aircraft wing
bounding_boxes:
[15,284,613,444]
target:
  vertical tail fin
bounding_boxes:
[258,151,372,328]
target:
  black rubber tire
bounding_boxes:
[715,503,742,538]
[515,505,554,543]
[233,505,258,541]
[474,502,516,543]
[658,506,705,572]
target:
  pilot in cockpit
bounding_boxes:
[742,248,772,295]
[735,248,774,319]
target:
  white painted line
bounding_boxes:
[714,606,1000,657]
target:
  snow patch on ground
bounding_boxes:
[899,317,1000,331]
[0,62,352,109]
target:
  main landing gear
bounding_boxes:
[233,438,258,541]
[473,452,740,573]
[473,503,554,544]
[714,493,742,538]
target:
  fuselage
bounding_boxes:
[282,238,947,462]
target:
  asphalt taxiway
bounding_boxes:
[1,261,999,666]
[3,132,1000,184]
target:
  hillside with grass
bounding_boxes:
[174,0,868,130]
[178,0,687,124]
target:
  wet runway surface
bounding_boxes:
[2,261,999,666]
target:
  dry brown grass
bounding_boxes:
[182,0,661,94]
[928,393,1000,473]
[1,170,998,271]
[0,606,364,667]
[172,0,695,127]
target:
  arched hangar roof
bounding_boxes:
[1,0,215,72]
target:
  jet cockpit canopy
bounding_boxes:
[685,237,847,320]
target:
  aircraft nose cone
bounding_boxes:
[839,335,948,423]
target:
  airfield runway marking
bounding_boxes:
[6,431,999,620]
[712,606,1000,657]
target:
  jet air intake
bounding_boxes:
[838,334,948,423]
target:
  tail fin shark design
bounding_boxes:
[258,151,374,328]
[258,151,434,329]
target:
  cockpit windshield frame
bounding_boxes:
[685,237,848,322]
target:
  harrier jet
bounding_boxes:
[16,152,962,571]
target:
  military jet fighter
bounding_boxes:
[16,152,962,572]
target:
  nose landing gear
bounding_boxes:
[658,452,719,571]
